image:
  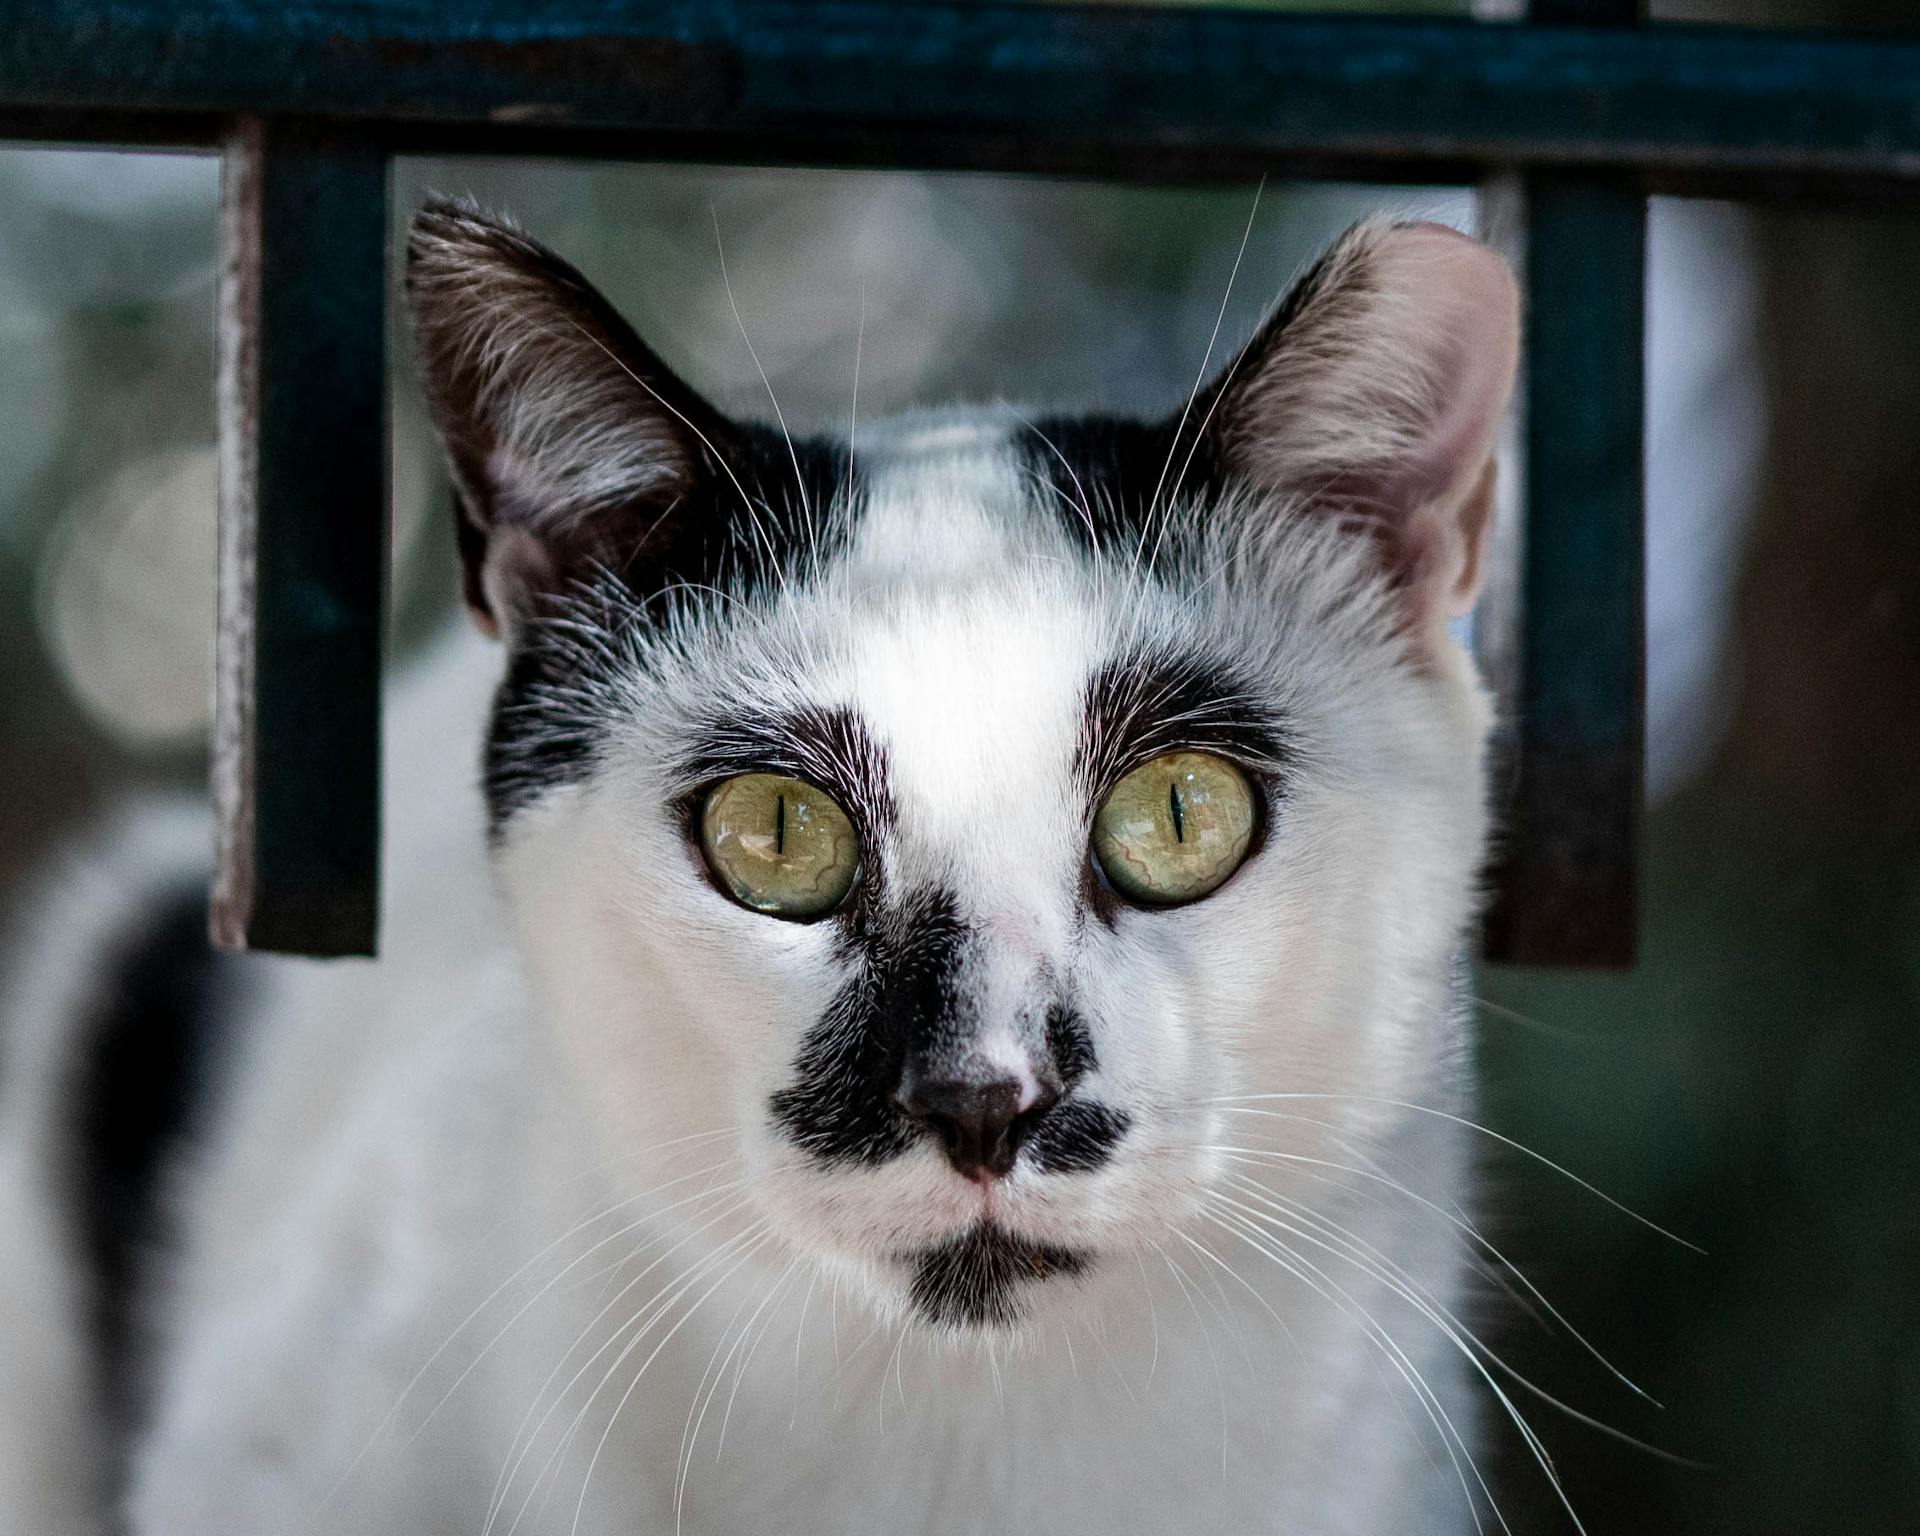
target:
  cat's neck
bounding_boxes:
[420,1046,1480,1536]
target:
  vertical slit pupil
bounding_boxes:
[1169,782,1186,844]
[775,794,786,856]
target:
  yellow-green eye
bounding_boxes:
[1092,751,1256,907]
[699,773,860,919]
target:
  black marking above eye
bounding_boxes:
[675,705,893,853]
[1075,650,1289,808]
[481,428,857,836]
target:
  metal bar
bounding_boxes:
[1,3,1919,187]
[1483,0,1645,967]
[212,119,388,956]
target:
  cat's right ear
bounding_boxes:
[405,197,736,638]
[1190,219,1519,634]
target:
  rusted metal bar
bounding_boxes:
[212,119,387,956]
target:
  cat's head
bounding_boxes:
[407,197,1517,1335]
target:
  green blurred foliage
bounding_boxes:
[1480,201,1920,1535]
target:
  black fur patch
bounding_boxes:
[767,887,968,1165]
[769,906,1128,1176]
[603,423,852,605]
[1077,648,1291,800]
[1016,412,1210,556]
[905,1223,1088,1328]
[1046,1003,1097,1084]
[483,427,855,832]
[484,635,604,828]
[69,881,244,1428]
[1023,1101,1132,1175]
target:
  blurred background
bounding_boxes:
[1,0,1917,1531]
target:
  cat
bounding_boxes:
[0,196,1521,1536]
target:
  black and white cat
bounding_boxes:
[0,199,1520,1535]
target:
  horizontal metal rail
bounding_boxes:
[0,2,1917,193]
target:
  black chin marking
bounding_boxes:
[906,1224,1089,1329]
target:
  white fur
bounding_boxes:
[3,401,1500,1535]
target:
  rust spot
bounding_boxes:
[370,34,739,125]
[489,102,570,124]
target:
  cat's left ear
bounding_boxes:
[405,196,742,638]
[1196,220,1519,626]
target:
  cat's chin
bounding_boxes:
[892,1221,1093,1332]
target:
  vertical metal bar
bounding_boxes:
[1481,0,1646,967]
[213,119,388,956]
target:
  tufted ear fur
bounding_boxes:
[405,197,741,637]
[1197,220,1520,628]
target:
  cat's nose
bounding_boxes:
[896,1075,1061,1183]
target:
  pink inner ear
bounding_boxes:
[1384,224,1522,516]
[476,525,561,640]
[1360,226,1518,623]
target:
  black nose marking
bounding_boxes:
[896,1076,1062,1182]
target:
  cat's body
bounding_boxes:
[0,206,1519,1535]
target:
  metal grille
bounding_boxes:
[5,0,1914,963]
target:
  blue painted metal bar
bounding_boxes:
[211,120,388,956]
[1483,179,1648,966]
[0,3,1917,191]
[1483,0,1646,967]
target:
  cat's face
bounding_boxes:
[408,201,1516,1335]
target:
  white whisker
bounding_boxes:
[315,1140,736,1521]
[483,1196,758,1536]
[1211,1139,1657,1405]
[1209,1093,1702,1252]
[566,1225,778,1536]
[1205,1190,1585,1534]
[1201,1204,1499,1536]
[1160,1246,1231,1477]
[1143,177,1266,558]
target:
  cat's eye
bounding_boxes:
[699,773,860,919]
[1091,752,1256,907]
